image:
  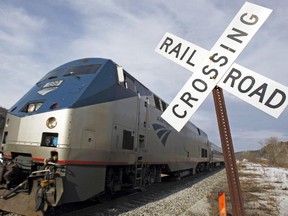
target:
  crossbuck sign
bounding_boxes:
[156,2,288,132]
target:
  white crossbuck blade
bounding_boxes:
[155,2,286,132]
[156,33,288,120]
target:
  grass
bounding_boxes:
[209,161,280,216]
[239,172,262,178]
[239,162,279,215]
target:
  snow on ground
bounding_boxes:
[239,160,288,215]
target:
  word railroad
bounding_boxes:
[156,2,287,132]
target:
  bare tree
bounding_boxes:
[0,107,7,142]
[261,137,288,167]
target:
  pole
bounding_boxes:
[212,86,245,216]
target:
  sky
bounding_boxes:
[0,0,287,152]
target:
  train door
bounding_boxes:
[115,66,148,153]
[138,98,148,152]
[134,78,150,154]
[113,66,139,153]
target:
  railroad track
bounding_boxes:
[59,167,224,216]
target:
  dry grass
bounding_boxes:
[208,162,279,216]
[238,162,279,215]
[239,172,262,178]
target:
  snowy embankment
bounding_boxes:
[239,160,288,215]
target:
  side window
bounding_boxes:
[153,95,168,111]
[154,95,161,110]
[197,128,201,136]
[126,76,135,92]
[135,81,150,96]
[161,101,167,111]
[118,70,150,96]
[123,73,136,93]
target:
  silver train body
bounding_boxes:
[0,58,223,215]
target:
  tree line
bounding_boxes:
[0,107,7,142]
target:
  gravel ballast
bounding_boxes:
[121,170,226,216]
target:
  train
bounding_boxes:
[0,58,223,215]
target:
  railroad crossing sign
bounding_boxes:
[155,2,288,132]
[155,2,287,216]
[156,33,288,121]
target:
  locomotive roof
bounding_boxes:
[8,58,152,117]
[38,58,111,83]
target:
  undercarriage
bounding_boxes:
[0,154,64,216]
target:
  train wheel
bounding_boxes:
[97,188,113,203]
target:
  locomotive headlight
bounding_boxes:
[35,103,42,111]
[27,104,36,113]
[26,102,43,113]
[46,117,57,129]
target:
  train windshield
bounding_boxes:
[64,64,101,76]
[39,64,101,82]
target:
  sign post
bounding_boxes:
[154,2,288,216]
[213,86,244,215]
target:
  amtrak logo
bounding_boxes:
[38,80,63,95]
[152,123,172,146]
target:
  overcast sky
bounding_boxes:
[0,0,287,151]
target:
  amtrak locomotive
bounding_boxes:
[0,58,223,215]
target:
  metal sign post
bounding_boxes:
[213,86,245,215]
